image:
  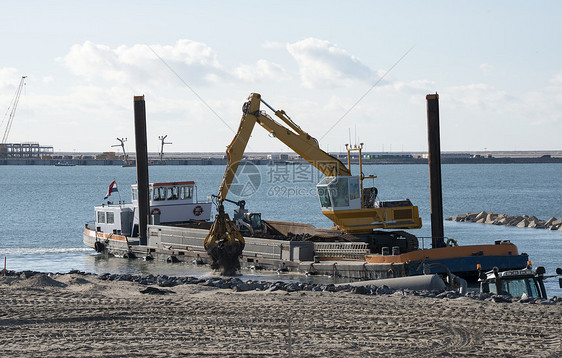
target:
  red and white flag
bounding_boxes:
[104,180,118,199]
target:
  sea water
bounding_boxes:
[0,163,560,296]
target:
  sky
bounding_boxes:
[1,1,561,153]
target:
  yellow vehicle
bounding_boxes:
[205,93,422,271]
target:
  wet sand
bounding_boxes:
[1,273,561,357]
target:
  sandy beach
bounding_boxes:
[1,272,561,357]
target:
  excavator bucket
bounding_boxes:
[204,204,245,275]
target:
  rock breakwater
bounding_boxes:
[3,269,561,304]
[446,211,562,230]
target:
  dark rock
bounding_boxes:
[285,282,301,292]
[140,286,175,295]
[158,280,177,287]
[352,286,367,294]
[375,285,393,295]
[68,270,85,275]
[489,295,512,303]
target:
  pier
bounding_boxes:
[1,150,562,165]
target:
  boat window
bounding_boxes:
[153,187,166,201]
[97,211,105,224]
[180,186,193,200]
[167,186,178,200]
[132,188,138,201]
[106,211,115,224]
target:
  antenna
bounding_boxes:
[111,138,128,165]
[158,135,172,162]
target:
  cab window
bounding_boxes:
[106,211,115,224]
[317,186,332,208]
[331,177,350,208]
[97,211,105,223]
[500,278,540,297]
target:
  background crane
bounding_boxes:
[1,76,27,158]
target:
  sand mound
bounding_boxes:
[12,273,67,288]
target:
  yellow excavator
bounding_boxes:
[205,93,422,273]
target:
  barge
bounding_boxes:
[84,93,531,282]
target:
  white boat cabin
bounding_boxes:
[94,181,212,237]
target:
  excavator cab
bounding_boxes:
[317,176,362,210]
[317,175,422,233]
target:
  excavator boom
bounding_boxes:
[216,93,350,203]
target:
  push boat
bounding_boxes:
[84,181,212,255]
[84,94,534,284]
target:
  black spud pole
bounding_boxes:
[134,95,149,245]
[426,93,445,248]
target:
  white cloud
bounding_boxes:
[0,67,21,89]
[262,41,285,49]
[59,39,227,87]
[445,83,511,111]
[549,71,562,86]
[286,38,376,88]
[235,59,287,82]
[385,79,435,93]
[479,63,493,73]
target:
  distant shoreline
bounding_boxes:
[2,156,562,166]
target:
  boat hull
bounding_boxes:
[84,224,529,282]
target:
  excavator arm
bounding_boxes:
[205,93,351,273]
[216,93,350,203]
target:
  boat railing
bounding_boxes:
[313,242,369,260]
[418,236,452,250]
